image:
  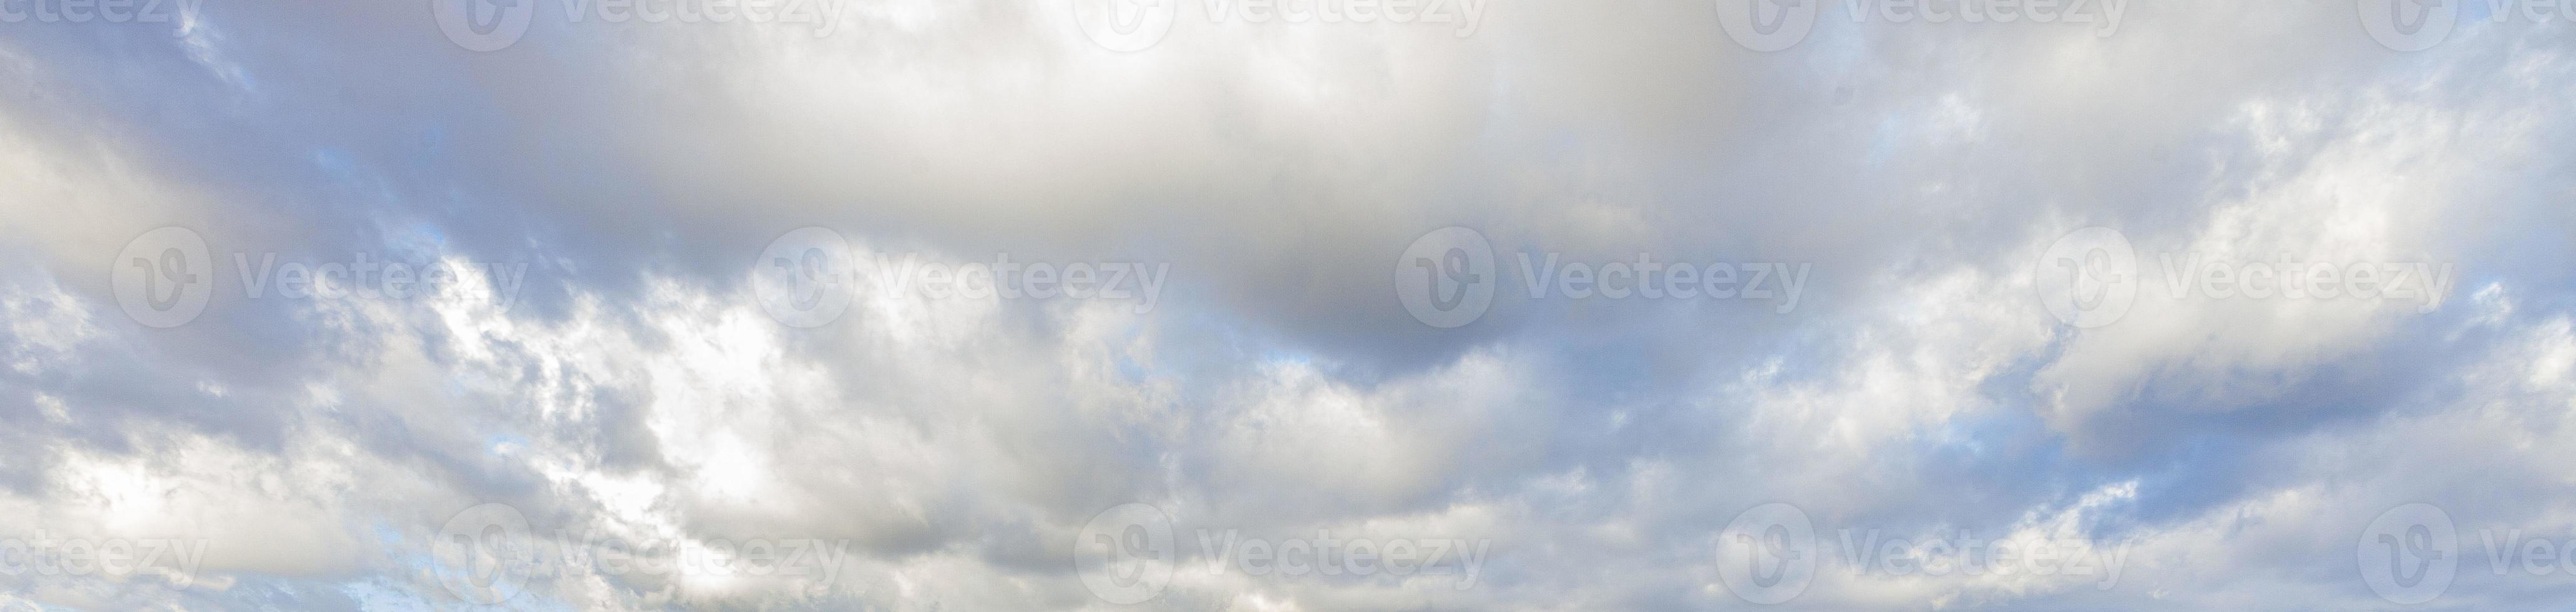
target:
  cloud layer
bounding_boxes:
[1,0,2573,609]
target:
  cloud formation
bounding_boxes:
[1,0,2573,609]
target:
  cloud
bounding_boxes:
[2,0,2574,609]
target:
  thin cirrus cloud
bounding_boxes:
[0,0,2572,610]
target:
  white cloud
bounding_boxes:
[3,1,2575,609]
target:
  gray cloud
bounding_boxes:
[1,0,2574,609]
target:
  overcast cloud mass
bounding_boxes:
[1,0,2574,609]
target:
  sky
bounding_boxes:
[1,0,2574,610]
